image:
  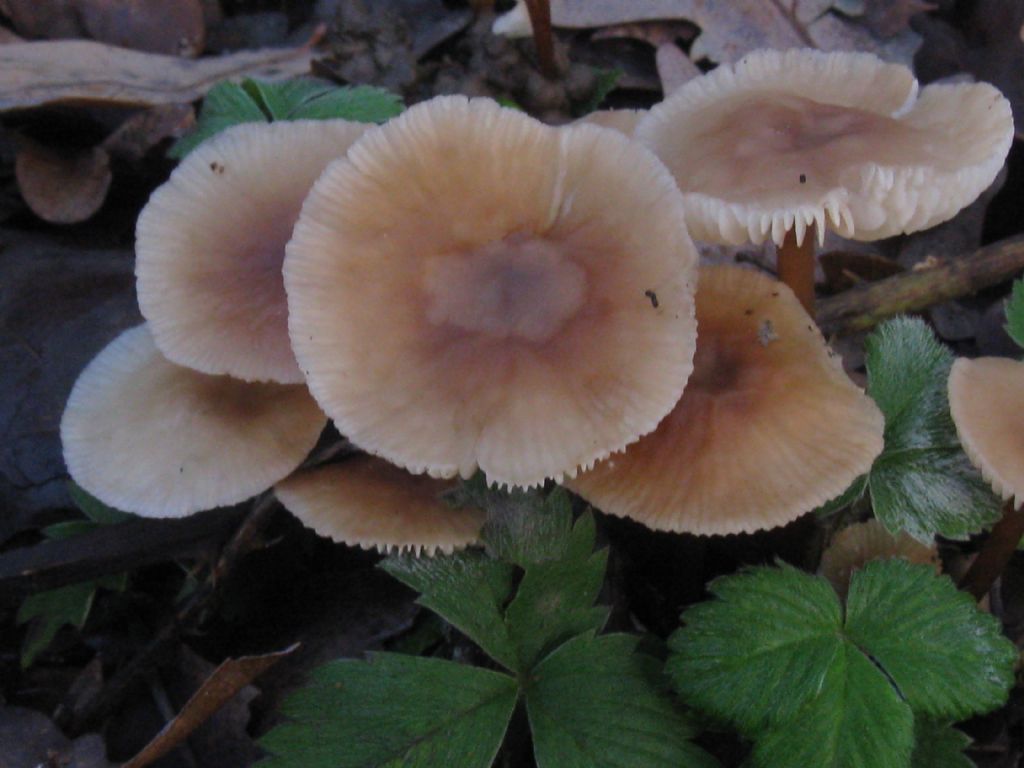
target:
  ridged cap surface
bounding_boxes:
[949,356,1024,509]
[276,456,483,554]
[567,265,885,535]
[136,119,368,384]
[286,96,698,488]
[61,325,326,516]
[637,48,1013,246]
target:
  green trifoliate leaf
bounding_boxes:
[668,560,1015,767]
[864,317,1001,540]
[169,78,402,158]
[381,550,518,671]
[667,563,843,732]
[844,559,1016,719]
[259,654,518,768]
[1004,278,1024,350]
[911,718,973,768]
[504,513,608,670]
[752,641,913,768]
[525,633,719,768]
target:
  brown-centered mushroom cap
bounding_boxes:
[285,95,698,488]
[61,324,327,517]
[818,518,939,600]
[275,455,483,554]
[565,264,884,535]
[136,119,369,384]
[949,356,1024,509]
[636,48,1014,247]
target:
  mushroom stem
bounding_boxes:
[523,0,557,79]
[777,225,817,315]
[959,499,1024,601]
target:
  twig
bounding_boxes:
[817,234,1024,335]
[0,508,244,597]
[959,500,1024,601]
[523,0,557,79]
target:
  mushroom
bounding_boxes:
[136,118,369,385]
[635,48,1014,312]
[818,518,939,601]
[948,356,1024,599]
[61,324,327,517]
[285,95,699,488]
[275,455,484,554]
[565,264,884,535]
[949,357,1024,509]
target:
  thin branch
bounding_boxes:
[0,508,243,596]
[817,234,1024,335]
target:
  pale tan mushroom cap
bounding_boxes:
[136,119,369,384]
[818,519,939,600]
[949,356,1024,509]
[60,324,327,517]
[636,48,1014,247]
[566,265,884,535]
[275,456,483,554]
[286,96,698,488]
[573,109,644,137]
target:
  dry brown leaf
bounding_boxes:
[77,0,206,56]
[15,138,111,224]
[121,644,298,768]
[591,20,697,47]
[655,41,700,94]
[0,0,85,39]
[0,39,315,112]
[101,103,196,161]
[535,0,920,65]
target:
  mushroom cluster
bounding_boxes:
[61,47,1013,553]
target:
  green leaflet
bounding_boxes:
[828,317,1002,540]
[910,718,974,768]
[526,633,719,768]
[259,654,518,768]
[751,641,913,768]
[1003,277,1024,350]
[844,559,1016,719]
[503,511,609,670]
[382,549,519,671]
[667,563,843,732]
